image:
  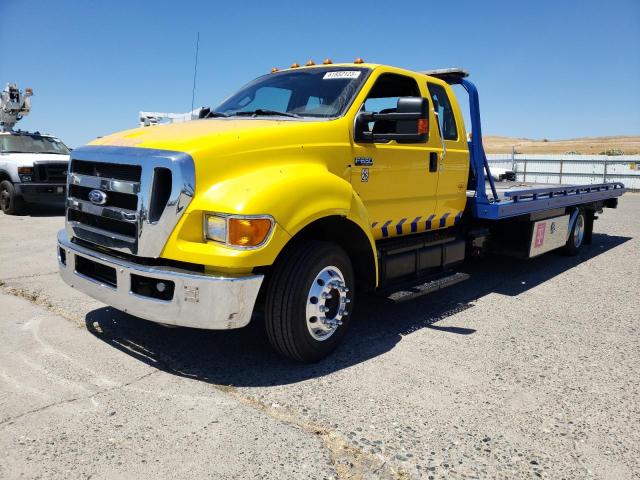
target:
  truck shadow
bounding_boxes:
[85,232,630,387]
[25,204,65,217]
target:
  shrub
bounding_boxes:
[599,148,624,156]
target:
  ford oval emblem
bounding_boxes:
[88,189,108,205]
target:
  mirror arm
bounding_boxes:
[361,111,421,122]
[359,132,426,142]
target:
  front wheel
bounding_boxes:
[563,209,585,256]
[0,180,25,215]
[265,241,354,362]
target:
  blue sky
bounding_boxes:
[1,0,639,147]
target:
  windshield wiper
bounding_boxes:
[234,109,301,119]
[198,107,230,118]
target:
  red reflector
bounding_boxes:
[418,118,428,134]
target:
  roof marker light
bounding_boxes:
[354,57,364,64]
[323,58,333,65]
[290,62,300,68]
[305,60,315,66]
[271,67,279,73]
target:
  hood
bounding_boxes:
[86,117,351,196]
[0,152,70,167]
[90,118,339,158]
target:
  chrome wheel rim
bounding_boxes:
[574,214,585,248]
[0,188,9,211]
[305,266,350,341]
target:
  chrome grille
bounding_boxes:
[71,159,141,182]
[34,162,68,183]
[65,146,195,257]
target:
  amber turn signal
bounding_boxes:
[228,218,273,247]
[418,118,428,135]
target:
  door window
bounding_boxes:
[363,73,420,134]
[427,83,458,141]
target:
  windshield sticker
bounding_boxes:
[323,71,361,80]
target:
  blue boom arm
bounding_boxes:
[430,70,625,220]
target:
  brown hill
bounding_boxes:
[483,136,640,155]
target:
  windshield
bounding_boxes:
[214,67,370,118]
[0,134,70,155]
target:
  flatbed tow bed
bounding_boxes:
[472,181,625,219]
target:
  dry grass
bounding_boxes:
[483,135,640,155]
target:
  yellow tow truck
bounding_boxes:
[57,60,625,361]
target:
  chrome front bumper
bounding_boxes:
[57,230,264,329]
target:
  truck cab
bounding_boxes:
[57,61,625,362]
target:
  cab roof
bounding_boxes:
[0,130,56,138]
[274,62,468,84]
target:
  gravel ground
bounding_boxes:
[0,195,638,479]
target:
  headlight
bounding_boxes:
[18,166,33,182]
[205,215,227,243]
[204,214,274,248]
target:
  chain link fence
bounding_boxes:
[487,154,640,191]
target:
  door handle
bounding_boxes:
[429,152,438,172]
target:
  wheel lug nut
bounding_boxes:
[319,305,329,313]
[321,292,332,299]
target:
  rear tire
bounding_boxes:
[0,180,25,215]
[563,209,585,256]
[265,240,354,362]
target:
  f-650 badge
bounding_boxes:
[355,157,373,166]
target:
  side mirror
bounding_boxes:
[355,97,428,143]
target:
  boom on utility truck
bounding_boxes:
[57,61,625,362]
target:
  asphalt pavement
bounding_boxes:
[1,196,638,479]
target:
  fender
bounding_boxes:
[162,163,377,279]
[0,166,19,183]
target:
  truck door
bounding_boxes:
[426,82,469,227]
[350,73,441,240]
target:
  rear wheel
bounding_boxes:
[0,180,25,215]
[265,241,354,362]
[563,210,585,256]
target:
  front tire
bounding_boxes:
[265,241,354,362]
[0,180,25,215]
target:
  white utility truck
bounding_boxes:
[0,83,70,214]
